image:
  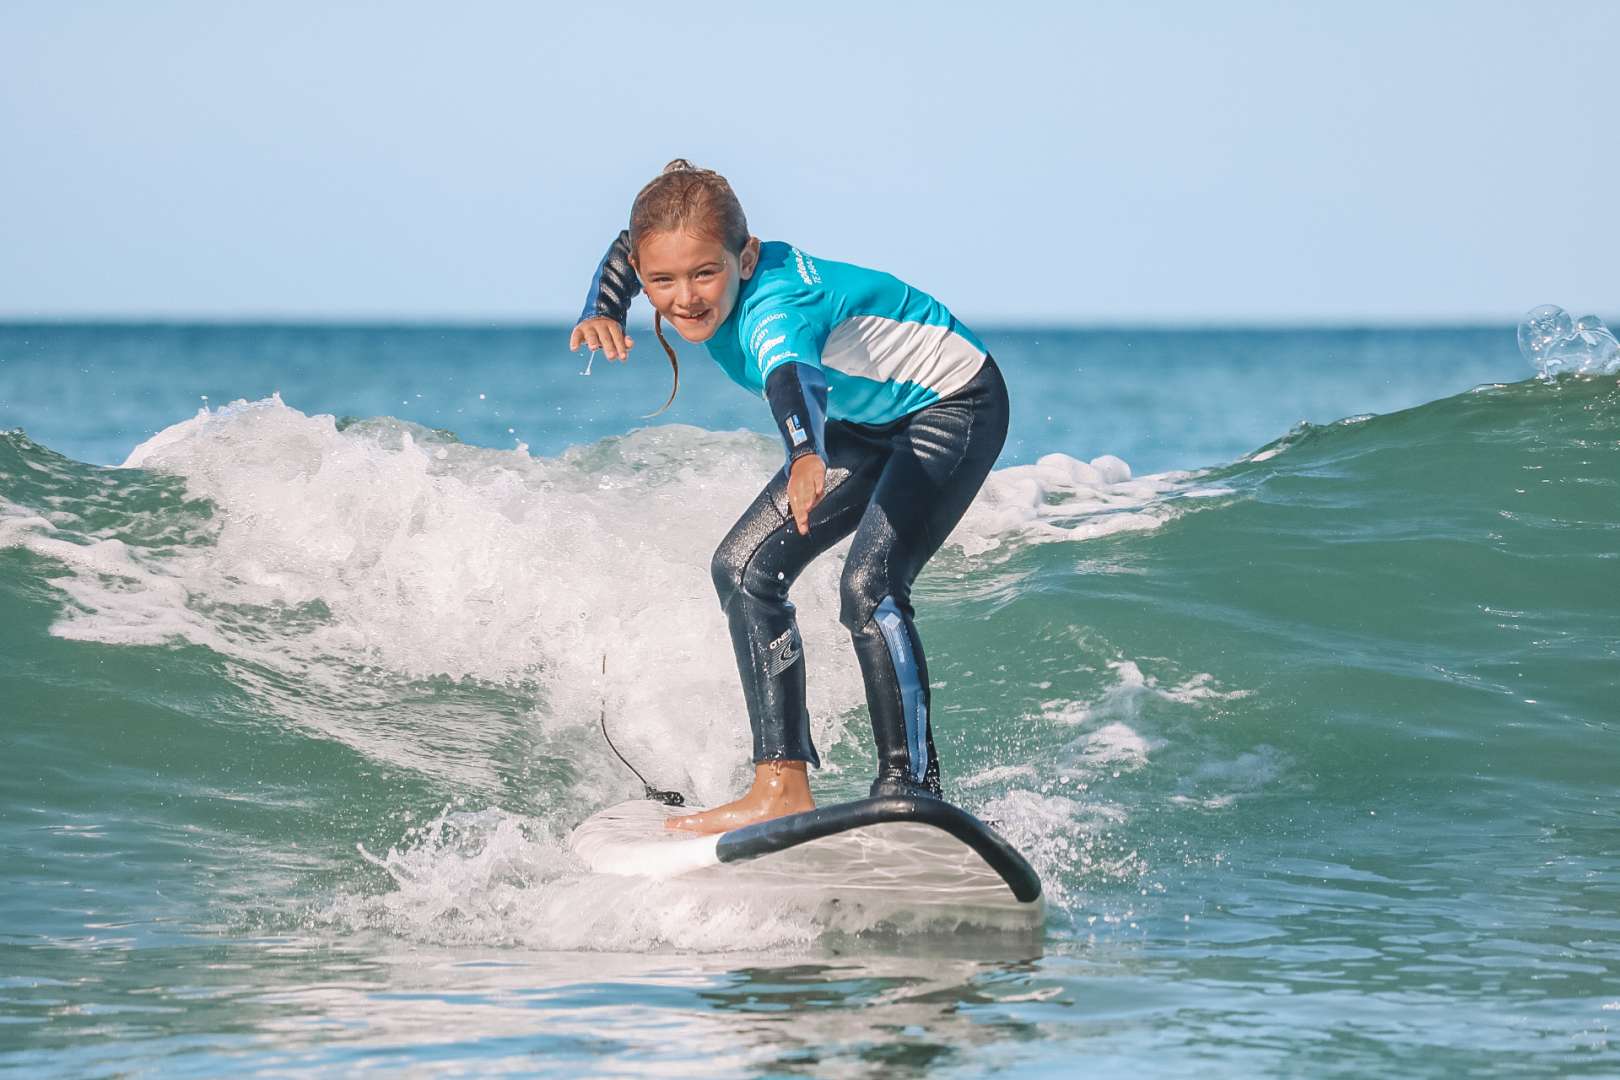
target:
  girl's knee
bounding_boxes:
[711,540,745,609]
[839,561,891,632]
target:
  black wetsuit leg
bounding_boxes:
[839,358,1010,798]
[710,358,1009,785]
[710,427,885,767]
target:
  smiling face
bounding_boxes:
[632,230,759,343]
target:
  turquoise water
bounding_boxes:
[3,323,1617,1076]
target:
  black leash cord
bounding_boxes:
[599,654,686,806]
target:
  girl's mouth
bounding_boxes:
[667,308,718,342]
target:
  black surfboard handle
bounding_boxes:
[713,795,1043,904]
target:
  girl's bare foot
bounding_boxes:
[665,760,815,835]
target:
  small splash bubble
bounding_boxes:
[1518,304,1573,361]
[1518,304,1620,377]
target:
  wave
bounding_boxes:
[2,374,1614,949]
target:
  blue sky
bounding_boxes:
[1,1,1614,323]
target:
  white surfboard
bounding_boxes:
[568,794,1045,923]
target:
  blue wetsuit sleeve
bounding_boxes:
[576,230,640,325]
[764,361,828,467]
[747,306,830,467]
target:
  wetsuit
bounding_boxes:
[578,234,1009,797]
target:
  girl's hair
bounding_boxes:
[629,160,750,417]
[629,159,749,256]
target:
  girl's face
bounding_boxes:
[633,229,759,343]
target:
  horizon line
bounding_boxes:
[0,313,1529,333]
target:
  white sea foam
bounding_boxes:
[949,452,1220,555]
[957,763,1041,789]
[327,803,1029,951]
[0,499,67,547]
[975,789,1144,912]
[331,806,827,952]
[1076,721,1158,766]
[1046,661,1249,724]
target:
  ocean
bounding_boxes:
[2,322,1616,1076]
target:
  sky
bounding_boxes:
[0,1,1615,324]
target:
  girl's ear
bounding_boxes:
[739,236,761,280]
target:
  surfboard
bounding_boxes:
[569,795,1044,922]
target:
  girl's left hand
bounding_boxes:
[787,455,826,536]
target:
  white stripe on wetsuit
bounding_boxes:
[822,316,985,404]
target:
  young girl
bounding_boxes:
[571,160,1009,835]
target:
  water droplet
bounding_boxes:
[1518,304,1620,377]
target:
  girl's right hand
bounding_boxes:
[569,318,634,362]
[786,454,826,536]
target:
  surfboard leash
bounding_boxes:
[599,654,686,806]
